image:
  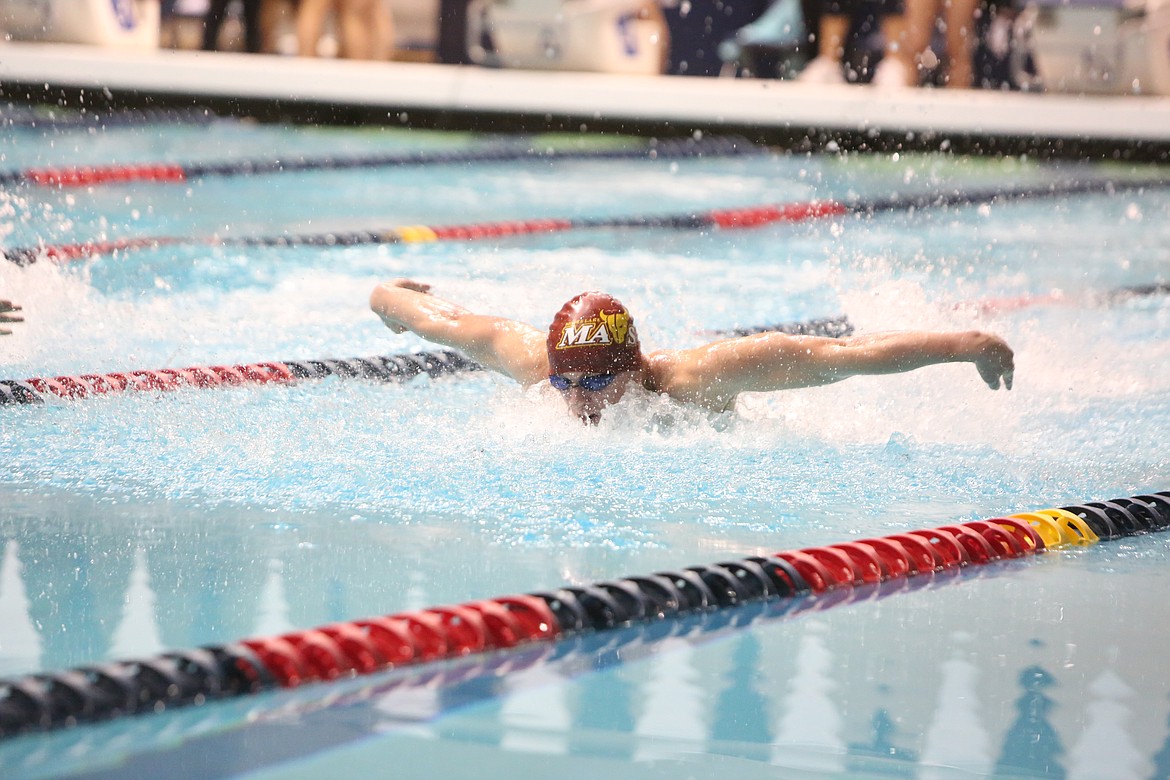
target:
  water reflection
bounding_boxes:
[110,548,163,659]
[920,632,992,777]
[568,644,636,759]
[1069,667,1144,780]
[847,709,917,776]
[995,665,1067,777]
[252,559,293,637]
[1150,706,1170,780]
[10,529,130,675]
[499,663,571,756]
[4,524,1170,779]
[0,489,598,674]
[632,643,702,760]
[772,620,845,773]
[0,541,42,677]
[711,634,772,755]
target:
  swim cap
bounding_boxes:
[547,292,642,375]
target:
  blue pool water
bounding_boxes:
[1,117,1169,779]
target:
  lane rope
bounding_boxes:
[710,315,854,338]
[714,280,1170,337]
[6,176,1166,266]
[1,490,1165,738]
[0,313,853,407]
[0,107,221,132]
[958,282,1170,315]
[0,350,482,406]
[0,136,759,189]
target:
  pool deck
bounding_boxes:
[2,41,1169,159]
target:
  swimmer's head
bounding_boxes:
[547,292,643,424]
[547,292,642,374]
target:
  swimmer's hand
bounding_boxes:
[371,279,436,333]
[0,300,22,336]
[389,278,432,295]
[970,333,1014,390]
[384,279,432,331]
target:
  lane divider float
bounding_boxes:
[6,176,1166,266]
[0,314,858,407]
[0,136,758,189]
[0,106,220,132]
[0,350,482,406]
[716,280,1170,337]
[712,314,855,338]
[0,491,1165,739]
[954,282,1170,315]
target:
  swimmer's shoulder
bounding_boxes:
[640,349,681,393]
[641,349,736,413]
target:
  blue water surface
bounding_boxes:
[1,118,1169,779]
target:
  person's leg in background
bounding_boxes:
[902,0,979,86]
[297,0,333,55]
[796,0,852,83]
[942,0,979,86]
[241,0,265,51]
[258,0,295,53]
[336,0,393,59]
[202,0,231,49]
[371,0,396,59]
[872,0,919,87]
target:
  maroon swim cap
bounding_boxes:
[547,292,642,375]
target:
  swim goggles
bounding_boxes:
[549,373,616,392]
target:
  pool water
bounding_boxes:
[1,116,1169,779]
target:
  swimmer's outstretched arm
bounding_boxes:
[660,330,1014,403]
[369,279,548,385]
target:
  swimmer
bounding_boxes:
[370,279,1015,425]
[0,300,22,336]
